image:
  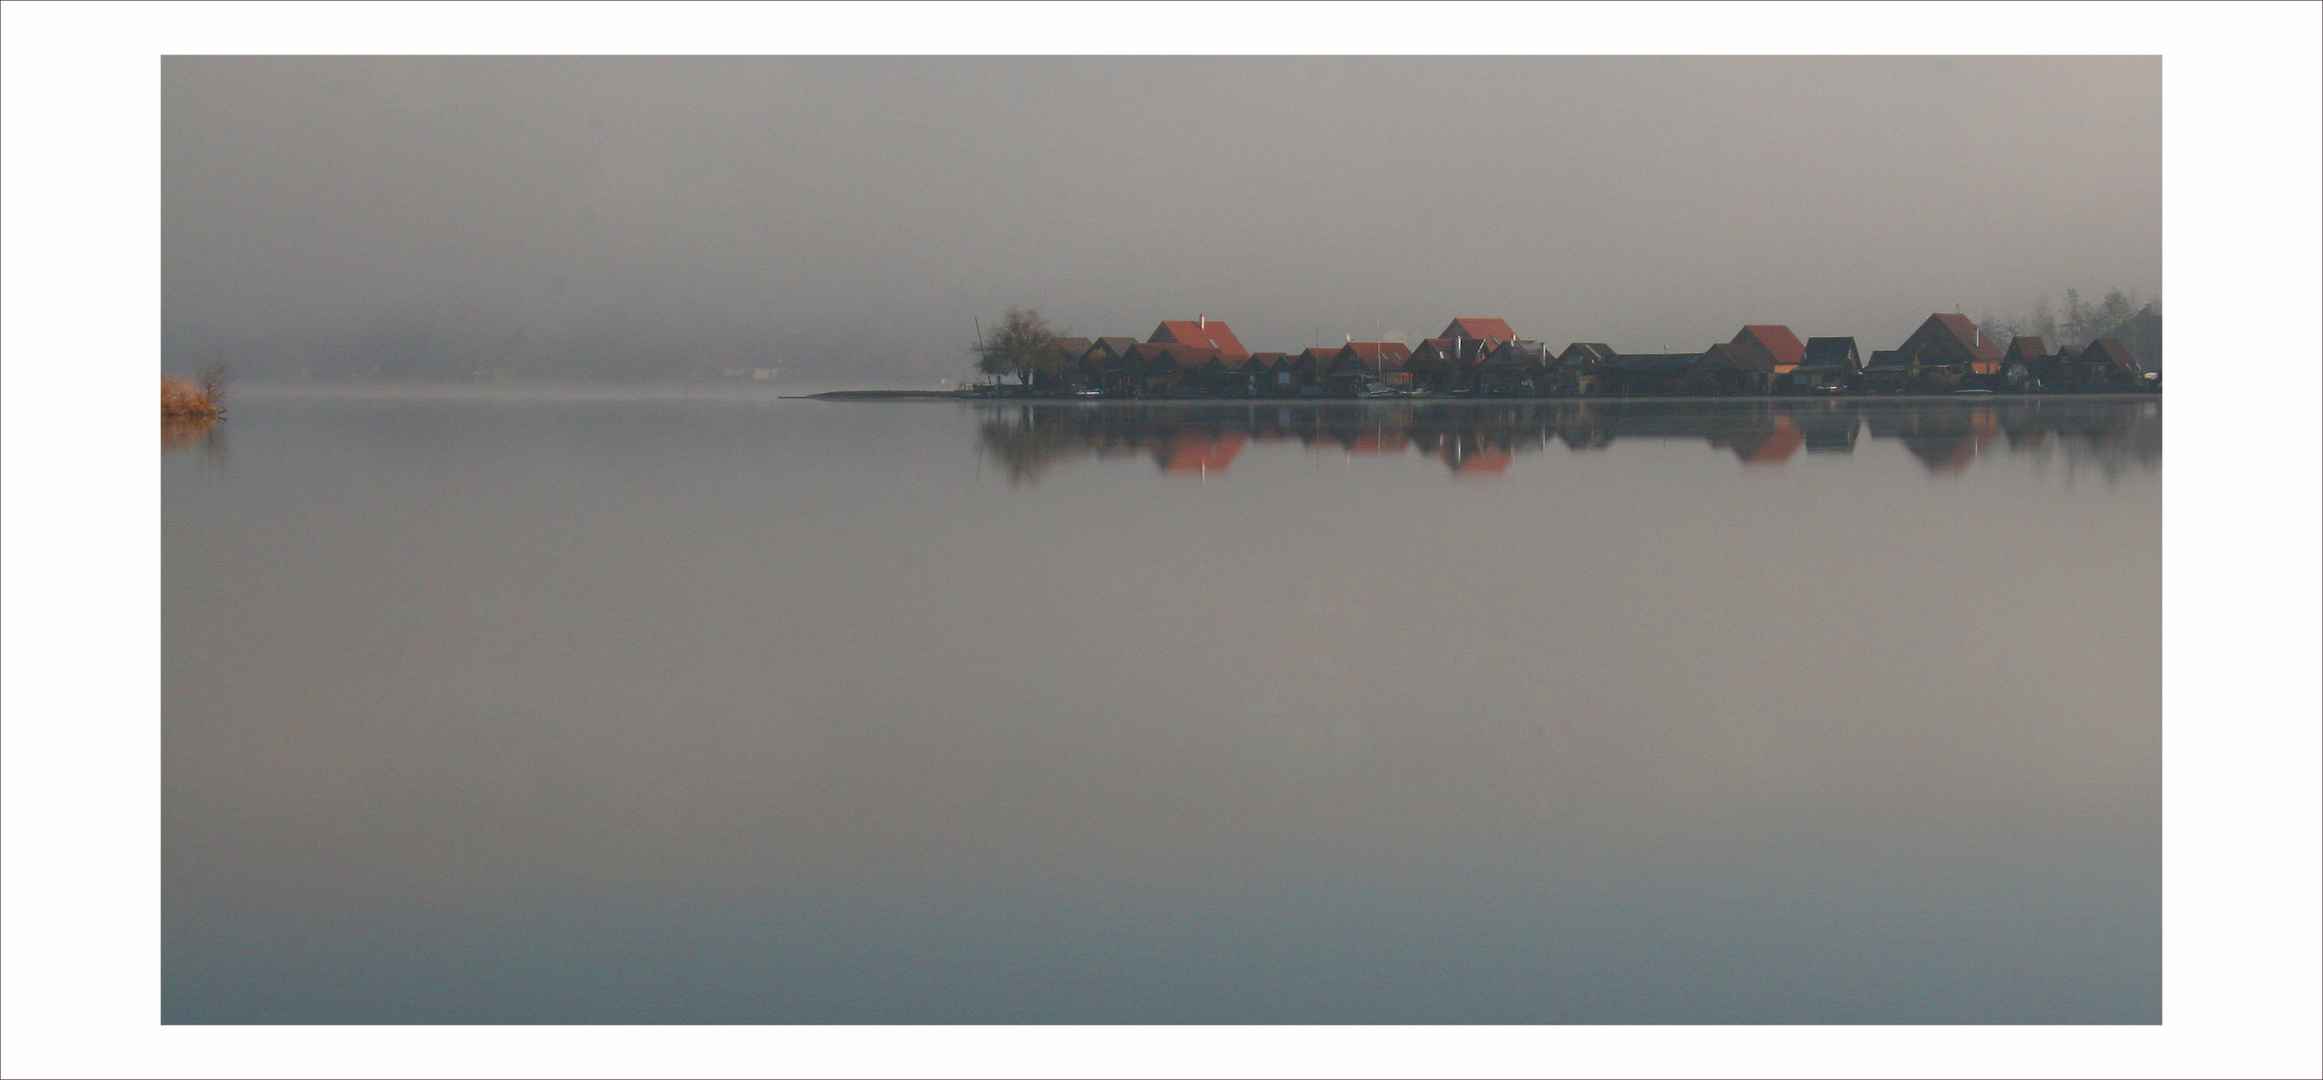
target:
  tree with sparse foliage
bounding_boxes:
[973,306,1063,387]
[1980,286,2149,350]
[196,361,229,407]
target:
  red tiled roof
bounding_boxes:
[2081,338,2137,368]
[1340,341,1412,369]
[1151,319,1249,360]
[1733,325,1806,368]
[1932,313,2005,360]
[1442,318,1517,343]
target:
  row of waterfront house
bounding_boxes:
[992,312,2161,398]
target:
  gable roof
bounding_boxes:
[1481,340,1549,366]
[2003,336,2048,363]
[1246,351,1291,368]
[1924,313,2005,360]
[1337,341,1413,370]
[1409,338,1461,361]
[1559,342,1616,366]
[2081,337,2138,369]
[1151,319,1249,360]
[1733,325,1806,368]
[1701,341,1775,371]
[1801,337,1859,366]
[1049,336,1094,361]
[1127,341,1223,368]
[1441,317,1517,343]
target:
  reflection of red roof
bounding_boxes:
[1442,318,1517,343]
[1349,431,1412,454]
[1734,325,1806,368]
[1156,431,1246,475]
[1151,319,1249,360]
[1449,448,1513,476]
[1743,418,1804,464]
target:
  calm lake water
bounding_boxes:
[162,390,2160,1023]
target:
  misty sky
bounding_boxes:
[163,56,2160,379]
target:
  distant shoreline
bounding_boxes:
[802,390,2160,405]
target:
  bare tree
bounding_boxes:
[196,361,229,407]
[973,306,1062,387]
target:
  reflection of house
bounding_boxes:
[970,398,2157,484]
[1892,405,2002,473]
[1709,415,1804,464]
[1784,336,1860,392]
[1447,446,1513,476]
[1152,430,1247,477]
[1798,408,1859,452]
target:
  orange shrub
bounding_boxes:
[162,376,221,421]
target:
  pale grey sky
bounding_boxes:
[163,56,2159,379]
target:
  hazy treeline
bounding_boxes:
[1977,288,2153,351]
[162,302,953,385]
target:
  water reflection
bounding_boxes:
[162,416,224,456]
[976,398,2160,483]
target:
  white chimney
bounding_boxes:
[1198,314,1206,328]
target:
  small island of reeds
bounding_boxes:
[163,366,227,447]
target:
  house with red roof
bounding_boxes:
[1149,316,1249,361]
[1439,318,1518,363]
[1405,338,1471,393]
[1732,325,1807,374]
[1324,341,1414,393]
[1898,313,2006,373]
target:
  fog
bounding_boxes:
[162,56,2159,383]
